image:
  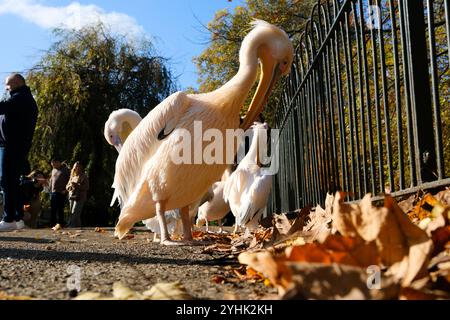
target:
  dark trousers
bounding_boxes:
[0,147,25,223]
[50,192,66,226]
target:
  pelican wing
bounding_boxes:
[236,173,272,227]
[223,168,251,210]
[112,91,191,208]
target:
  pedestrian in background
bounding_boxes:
[49,158,70,228]
[66,161,89,228]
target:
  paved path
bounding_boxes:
[0,228,275,300]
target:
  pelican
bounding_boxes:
[104,109,208,238]
[196,167,232,233]
[223,122,273,232]
[113,20,293,245]
[104,109,142,152]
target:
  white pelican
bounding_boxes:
[196,167,232,232]
[104,109,210,238]
[104,109,142,152]
[223,122,273,232]
[113,20,293,245]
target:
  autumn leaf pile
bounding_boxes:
[234,188,450,300]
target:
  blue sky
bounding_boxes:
[0,0,243,90]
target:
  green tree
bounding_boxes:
[27,24,176,226]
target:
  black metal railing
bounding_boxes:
[269,0,450,213]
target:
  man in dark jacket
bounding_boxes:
[0,74,38,231]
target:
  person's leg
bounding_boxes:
[50,193,57,226]
[68,200,74,227]
[29,198,41,229]
[1,156,20,223]
[71,200,85,228]
[57,193,66,226]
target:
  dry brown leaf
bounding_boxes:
[281,263,399,300]
[192,231,205,239]
[75,282,192,300]
[399,287,442,300]
[398,194,417,215]
[284,235,379,268]
[408,193,437,223]
[112,282,142,299]
[201,243,232,254]
[211,275,227,284]
[94,227,106,233]
[274,214,291,235]
[431,226,450,256]
[74,292,105,300]
[303,202,332,243]
[434,188,450,207]
[142,282,192,300]
[384,195,433,287]
[238,251,291,292]
[333,193,387,242]
[287,205,311,235]
[0,292,33,300]
[331,192,433,287]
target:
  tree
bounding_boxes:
[27,24,176,226]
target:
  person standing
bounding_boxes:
[66,162,89,228]
[0,74,38,232]
[49,158,70,228]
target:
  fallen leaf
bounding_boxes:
[431,226,450,256]
[303,203,332,243]
[281,263,399,300]
[398,194,417,216]
[52,224,62,231]
[238,251,291,292]
[0,292,33,300]
[113,282,141,299]
[201,243,232,254]
[434,188,450,207]
[142,282,192,300]
[383,196,433,287]
[399,287,441,300]
[94,227,106,233]
[287,205,311,235]
[211,275,227,284]
[274,213,291,235]
[74,292,105,300]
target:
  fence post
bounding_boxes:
[402,0,437,183]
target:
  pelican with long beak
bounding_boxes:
[223,122,272,232]
[113,20,293,245]
[104,109,210,238]
[104,109,142,152]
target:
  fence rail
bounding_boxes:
[269,0,450,213]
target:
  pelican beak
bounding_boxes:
[113,136,123,153]
[241,58,282,130]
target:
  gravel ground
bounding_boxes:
[0,227,276,300]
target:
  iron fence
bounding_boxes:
[269,0,450,213]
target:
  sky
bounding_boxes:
[0,0,243,90]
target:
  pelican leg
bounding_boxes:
[205,219,209,233]
[180,206,193,241]
[218,219,225,234]
[157,202,184,246]
[233,224,238,235]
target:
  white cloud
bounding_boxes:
[0,0,145,38]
